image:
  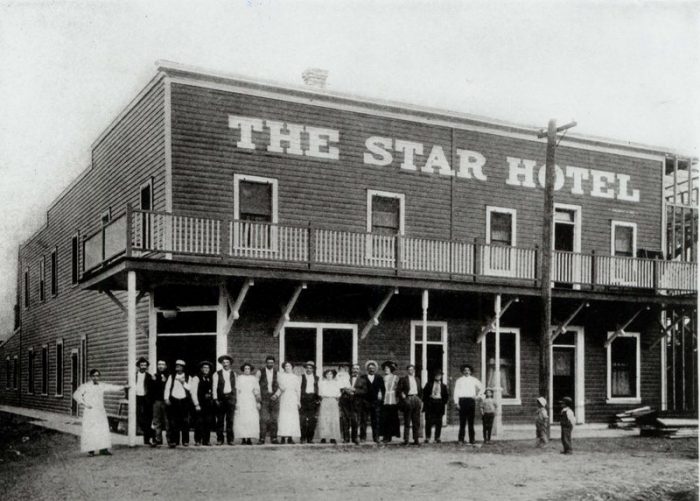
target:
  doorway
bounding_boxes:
[70,350,79,416]
[157,335,217,377]
[410,321,448,385]
[553,204,582,288]
[550,327,585,423]
[281,323,358,376]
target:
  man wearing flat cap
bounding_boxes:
[360,360,385,443]
[212,354,236,445]
[191,361,214,446]
[134,357,154,445]
[299,361,320,443]
[164,359,191,447]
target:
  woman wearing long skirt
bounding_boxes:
[234,362,261,445]
[381,360,401,442]
[72,369,126,456]
[277,361,301,444]
[316,369,342,444]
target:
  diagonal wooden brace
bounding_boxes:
[649,314,686,350]
[605,306,650,347]
[223,279,254,336]
[361,288,399,339]
[102,289,149,339]
[273,283,307,337]
[477,297,519,343]
[552,302,589,342]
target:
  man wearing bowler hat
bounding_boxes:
[299,361,320,443]
[191,360,215,446]
[134,357,154,445]
[212,354,237,445]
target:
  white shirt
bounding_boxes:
[453,375,483,404]
[304,374,316,393]
[367,374,375,384]
[265,368,274,394]
[221,369,232,394]
[407,376,418,395]
[135,372,146,397]
[165,373,189,400]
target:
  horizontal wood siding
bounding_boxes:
[1,81,166,415]
[0,332,21,406]
[170,83,662,254]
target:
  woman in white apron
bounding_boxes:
[233,362,261,445]
[72,369,126,456]
[276,361,301,444]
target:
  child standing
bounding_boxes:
[559,396,576,454]
[480,388,497,443]
[535,396,549,447]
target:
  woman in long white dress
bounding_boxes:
[72,369,126,456]
[316,369,342,444]
[276,361,301,444]
[233,362,261,445]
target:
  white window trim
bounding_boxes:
[610,220,637,257]
[233,174,279,223]
[27,348,34,394]
[480,326,521,405]
[606,331,641,404]
[553,203,582,253]
[41,344,49,396]
[366,189,406,235]
[409,320,449,383]
[549,326,585,424]
[486,206,517,246]
[55,339,64,397]
[280,322,358,377]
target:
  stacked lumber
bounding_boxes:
[652,418,698,439]
[612,406,654,429]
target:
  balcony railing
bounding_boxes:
[81,208,697,293]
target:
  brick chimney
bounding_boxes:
[302,68,328,89]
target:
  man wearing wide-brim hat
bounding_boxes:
[212,354,236,445]
[164,359,192,447]
[134,356,154,445]
[191,361,215,446]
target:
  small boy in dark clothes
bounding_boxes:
[535,396,549,447]
[480,388,497,443]
[559,396,576,454]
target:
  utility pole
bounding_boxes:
[537,119,576,427]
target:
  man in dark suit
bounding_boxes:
[361,360,386,443]
[397,364,422,445]
[340,363,367,444]
[299,361,320,443]
[134,357,153,445]
[422,369,449,443]
[256,355,280,444]
[212,354,236,445]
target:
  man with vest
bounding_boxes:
[299,361,320,444]
[164,359,191,447]
[212,354,236,446]
[256,355,280,444]
[191,360,214,446]
[134,357,153,445]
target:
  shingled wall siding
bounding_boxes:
[0,80,167,416]
[170,82,662,254]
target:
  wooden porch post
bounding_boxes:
[217,284,229,366]
[494,293,502,437]
[127,270,137,447]
[421,290,429,384]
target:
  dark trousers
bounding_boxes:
[402,395,422,442]
[366,400,382,442]
[216,393,236,443]
[136,395,153,444]
[151,400,168,444]
[194,403,214,445]
[425,411,443,440]
[458,397,476,443]
[561,422,573,452]
[300,395,319,442]
[339,396,356,442]
[358,402,369,441]
[259,396,279,441]
[482,413,495,441]
[381,404,400,441]
[167,398,190,446]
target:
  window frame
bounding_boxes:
[23,267,29,308]
[100,208,112,225]
[50,247,58,297]
[140,177,154,211]
[41,344,48,396]
[12,355,18,390]
[233,174,279,252]
[27,348,34,394]
[480,326,521,405]
[486,206,517,246]
[610,220,637,258]
[606,331,641,404]
[5,356,10,390]
[55,339,64,397]
[366,189,406,236]
[80,335,88,384]
[39,257,46,302]
[71,232,80,286]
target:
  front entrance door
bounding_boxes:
[281,323,358,376]
[70,351,79,416]
[157,335,217,377]
[552,347,575,421]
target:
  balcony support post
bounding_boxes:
[361,288,399,340]
[421,290,429,385]
[477,297,519,344]
[274,283,307,337]
[552,302,589,342]
[127,271,137,447]
[605,305,650,347]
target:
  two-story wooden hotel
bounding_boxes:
[1,62,697,439]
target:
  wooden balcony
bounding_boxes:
[81,208,697,294]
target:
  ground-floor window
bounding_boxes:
[13,356,18,390]
[4,357,10,390]
[607,332,640,402]
[41,345,48,395]
[80,336,87,383]
[481,327,520,404]
[28,349,35,394]
[55,339,64,397]
[281,323,357,376]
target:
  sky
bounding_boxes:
[0,0,698,340]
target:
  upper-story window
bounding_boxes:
[487,206,516,246]
[367,190,405,236]
[23,267,29,308]
[611,221,636,257]
[71,233,79,285]
[50,248,58,297]
[101,208,111,225]
[233,174,278,251]
[139,179,154,249]
[39,257,46,302]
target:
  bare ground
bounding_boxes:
[0,412,697,501]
